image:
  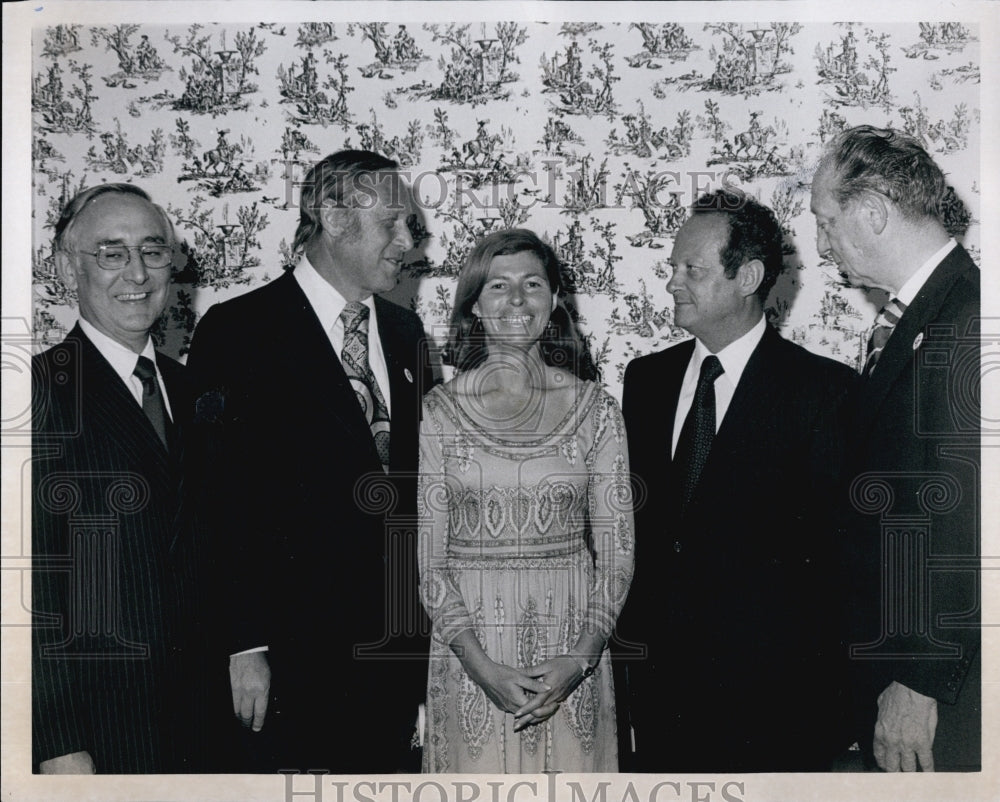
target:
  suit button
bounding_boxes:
[673,540,682,553]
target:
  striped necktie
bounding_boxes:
[340,302,391,470]
[132,355,169,449]
[863,297,908,375]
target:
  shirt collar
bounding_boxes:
[293,255,376,332]
[78,317,157,384]
[692,314,767,387]
[896,238,956,306]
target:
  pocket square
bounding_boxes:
[194,389,225,424]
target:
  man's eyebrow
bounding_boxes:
[96,235,168,245]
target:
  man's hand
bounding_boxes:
[873,680,938,771]
[230,651,271,731]
[38,751,96,774]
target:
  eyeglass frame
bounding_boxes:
[63,243,176,271]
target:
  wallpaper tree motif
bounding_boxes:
[31,21,980,394]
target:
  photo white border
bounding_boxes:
[3,3,996,801]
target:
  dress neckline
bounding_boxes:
[433,379,599,446]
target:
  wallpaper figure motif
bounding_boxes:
[30,20,980,395]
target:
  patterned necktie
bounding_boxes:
[673,355,724,511]
[340,301,391,469]
[132,355,169,449]
[863,297,908,375]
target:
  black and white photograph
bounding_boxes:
[2,1,996,800]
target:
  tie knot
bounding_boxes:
[878,297,908,325]
[699,355,724,384]
[133,355,157,386]
[340,301,370,331]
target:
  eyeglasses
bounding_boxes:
[73,244,174,270]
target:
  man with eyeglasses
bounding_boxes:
[32,183,209,773]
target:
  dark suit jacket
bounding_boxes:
[840,245,980,770]
[186,271,433,772]
[32,324,205,773]
[617,323,856,772]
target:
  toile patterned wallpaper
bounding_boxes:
[31,20,980,394]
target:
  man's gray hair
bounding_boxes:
[53,183,176,253]
[822,125,947,221]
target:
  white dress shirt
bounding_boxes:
[293,255,392,415]
[671,314,767,457]
[78,318,173,419]
[895,238,956,307]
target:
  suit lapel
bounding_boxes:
[71,326,173,483]
[158,354,191,553]
[667,330,775,468]
[374,296,418,466]
[656,340,694,496]
[853,246,975,436]
[158,353,188,447]
[713,325,778,448]
[272,275,383,458]
[663,339,695,458]
[683,325,780,510]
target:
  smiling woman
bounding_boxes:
[472,250,555,346]
[445,228,597,382]
[416,228,634,773]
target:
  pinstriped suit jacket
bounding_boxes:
[32,324,203,773]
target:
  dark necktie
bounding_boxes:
[863,297,908,375]
[340,302,391,470]
[132,355,169,449]
[673,355,724,511]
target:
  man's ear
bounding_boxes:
[54,251,78,291]
[859,191,888,235]
[472,300,481,318]
[318,203,351,238]
[551,292,558,313]
[737,259,764,298]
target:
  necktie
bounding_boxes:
[340,302,391,469]
[863,297,908,375]
[673,355,724,511]
[132,355,169,449]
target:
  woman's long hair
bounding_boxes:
[445,228,598,381]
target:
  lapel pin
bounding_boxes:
[404,368,414,383]
[912,332,924,350]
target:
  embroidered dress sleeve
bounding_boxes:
[583,391,636,641]
[417,392,475,645]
